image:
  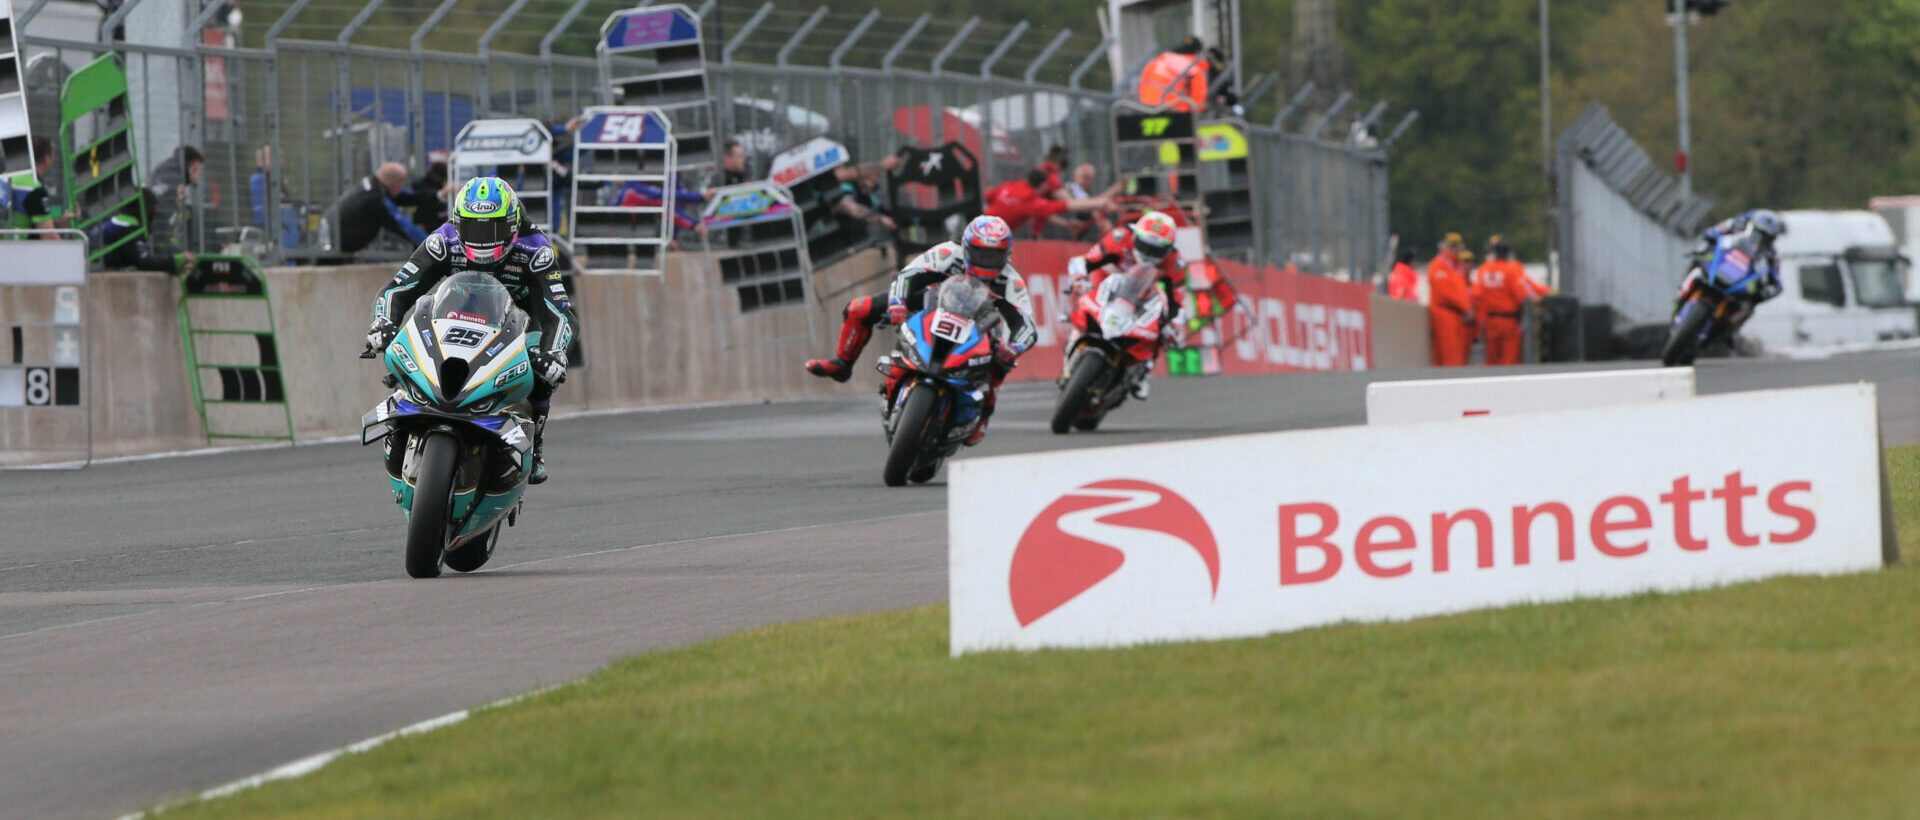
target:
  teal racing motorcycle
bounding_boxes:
[360,272,539,578]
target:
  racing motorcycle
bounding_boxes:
[360,272,539,578]
[876,276,1001,487]
[1051,263,1168,434]
[1661,226,1774,367]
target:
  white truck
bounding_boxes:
[1740,209,1915,353]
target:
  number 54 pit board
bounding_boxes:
[1,232,92,468]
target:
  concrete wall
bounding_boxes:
[5,247,1431,464]
[1369,294,1431,370]
[1,274,201,464]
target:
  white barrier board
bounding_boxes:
[949,384,1882,655]
[1366,367,1695,424]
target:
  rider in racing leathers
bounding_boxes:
[366,176,577,485]
[1065,210,1187,399]
[1686,208,1787,331]
[806,215,1036,445]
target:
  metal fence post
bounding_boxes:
[478,0,536,116]
[979,22,1027,79]
[539,0,596,117]
[1239,72,1278,109]
[929,17,979,76]
[409,0,463,169]
[776,7,830,67]
[1068,38,1110,92]
[1384,110,1420,147]
[1272,81,1315,131]
[1023,29,1072,85]
[99,0,145,42]
[264,0,316,261]
[829,10,883,70]
[721,3,774,64]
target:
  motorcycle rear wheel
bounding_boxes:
[884,386,938,487]
[1051,355,1106,434]
[1661,300,1711,367]
[405,433,459,578]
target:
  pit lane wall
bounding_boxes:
[6,244,1429,462]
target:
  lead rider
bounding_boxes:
[366,177,577,484]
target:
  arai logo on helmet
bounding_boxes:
[1007,479,1220,627]
[466,200,499,215]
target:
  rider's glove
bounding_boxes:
[886,298,908,325]
[1065,257,1090,293]
[366,316,398,352]
[530,347,568,386]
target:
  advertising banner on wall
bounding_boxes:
[948,384,1887,655]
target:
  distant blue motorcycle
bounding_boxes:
[1662,227,1773,366]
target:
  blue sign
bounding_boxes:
[578,110,670,145]
[603,8,700,51]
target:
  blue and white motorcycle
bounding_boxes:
[360,272,539,578]
[1662,227,1776,367]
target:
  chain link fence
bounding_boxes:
[20,1,1390,276]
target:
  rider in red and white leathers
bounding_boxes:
[1065,211,1186,398]
[806,215,1036,445]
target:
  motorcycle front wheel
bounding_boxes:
[1051,354,1107,434]
[884,385,938,487]
[1661,299,1712,367]
[405,432,460,578]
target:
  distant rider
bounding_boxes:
[1688,208,1787,328]
[365,177,577,485]
[1065,210,1187,399]
[806,215,1037,446]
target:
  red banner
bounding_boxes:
[1006,241,1373,383]
[204,29,230,122]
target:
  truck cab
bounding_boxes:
[1742,210,1915,353]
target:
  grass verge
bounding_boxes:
[174,447,1920,819]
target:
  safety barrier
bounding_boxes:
[6,242,1439,463]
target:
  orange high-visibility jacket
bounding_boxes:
[1388,262,1419,301]
[1139,52,1209,113]
[1472,259,1546,319]
[1427,255,1472,316]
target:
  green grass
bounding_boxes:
[174,447,1920,819]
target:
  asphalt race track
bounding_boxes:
[2,355,1916,819]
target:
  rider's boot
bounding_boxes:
[966,387,998,446]
[528,398,551,485]
[1131,373,1151,400]
[806,295,879,383]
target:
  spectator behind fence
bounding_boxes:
[1388,244,1419,301]
[549,113,587,232]
[250,144,303,250]
[324,162,428,257]
[826,166,896,234]
[1054,163,1123,240]
[148,144,204,243]
[704,139,750,198]
[15,136,71,238]
[986,167,1116,237]
[402,161,450,235]
[91,189,193,273]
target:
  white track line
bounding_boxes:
[122,686,566,819]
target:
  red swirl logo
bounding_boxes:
[1008,479,1220,626]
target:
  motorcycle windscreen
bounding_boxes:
[1712,234,1759,287]
[1111,264,1159,309]
[935,276,993,323]
[428,271,515,326]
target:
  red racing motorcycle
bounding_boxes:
[1051,263,1169,434]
